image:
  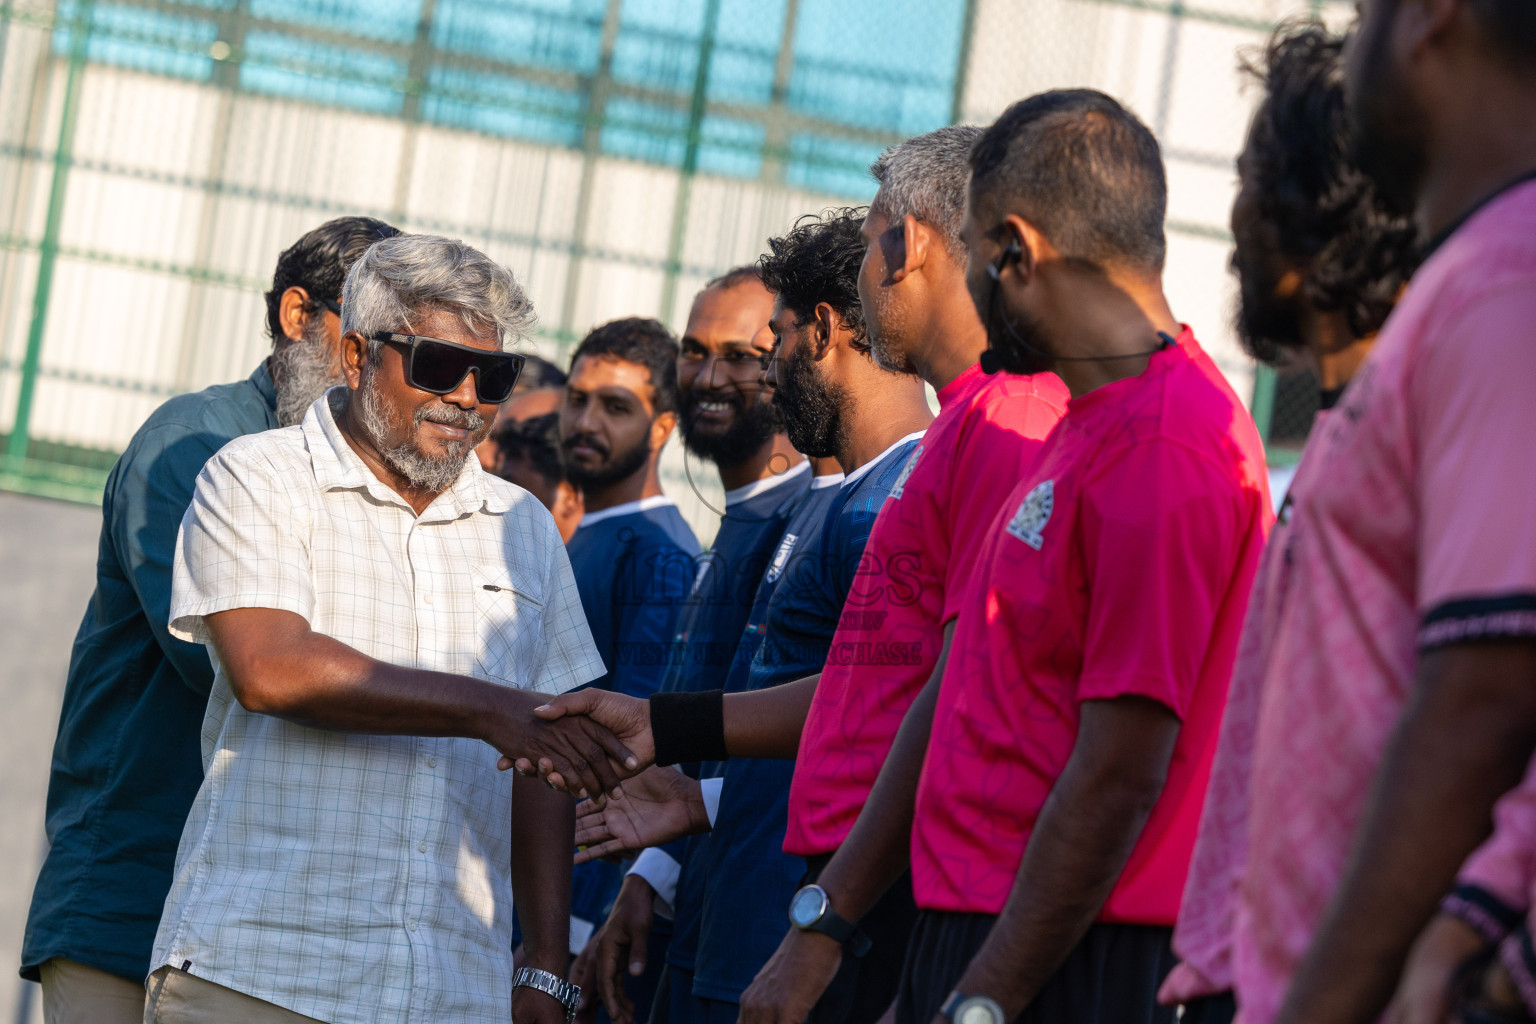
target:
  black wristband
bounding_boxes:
[649,690,728,767]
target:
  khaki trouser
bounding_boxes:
[143,966,325,1024]
[39,958,146,1024]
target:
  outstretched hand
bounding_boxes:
[574,766,711,864]
[503,688,656,794]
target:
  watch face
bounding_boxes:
[789,886,826,928]
[957,1001,1002,1024]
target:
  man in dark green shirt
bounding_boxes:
[20,216,399,1022]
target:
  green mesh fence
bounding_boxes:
[0,0,1351,517]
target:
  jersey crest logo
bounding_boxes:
[890,444,923,500]
[1006,480,1054,550]
[765,532,798,583]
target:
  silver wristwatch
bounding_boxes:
[512,966,581,1024]
[940,992,1006,1024]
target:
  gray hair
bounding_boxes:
[342,233,536,359]
[868,125,985,260]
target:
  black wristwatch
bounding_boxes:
[940,992,1006,1024]
[787,884,872,956]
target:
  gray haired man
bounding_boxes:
[143,234,635,1024]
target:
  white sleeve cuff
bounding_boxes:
[701,776,724,827]
[629,847,682,908]
[569,914,596,956]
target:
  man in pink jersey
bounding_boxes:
[1156,23,1419,1024]
[1224,2,1536,1023]
[739,127,1068,1024]
[772,89,1271,1024]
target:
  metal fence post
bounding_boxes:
[658,0,721,324]
[1251,363,1277,444]
[6,0,92,469]
[950,0,978,124]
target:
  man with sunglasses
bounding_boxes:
[141,234,626,1024]
[21,215,398,1024]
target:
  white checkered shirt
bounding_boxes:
[155,392,604,1024]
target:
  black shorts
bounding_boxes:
[894,911,1177,1024]
[1177,992,1235,1024]
[802,854,919,1024]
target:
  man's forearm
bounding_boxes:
[1277,642,1536,1024]
[210,607,538,742]
[513,774,576,971]
[954,753,1164,1016]
[723,674,821,759]
[209,607,634,799]
[816,648,946,922]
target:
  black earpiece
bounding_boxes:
[986,241,1023,282]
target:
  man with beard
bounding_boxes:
[1146,25,1418,1024]
[579,266,812,1024]
[558,318,701,967]
[137,232,628,1024]
[753,90,1270,1024]
[524,206,933,1024]
[20,215,398,1022]
[1226,3,1536,1023]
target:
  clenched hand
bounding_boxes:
[737,926,843,1024]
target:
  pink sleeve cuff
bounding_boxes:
[1443,884,1526,946]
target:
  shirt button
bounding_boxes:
[427,757,438,768]
[418,841,427,853]
[406,918,417,931]
[423,593,434,605]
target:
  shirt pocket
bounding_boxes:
[471,563,545,687]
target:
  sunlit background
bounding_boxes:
[0,0,1349,533]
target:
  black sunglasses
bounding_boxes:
[317,296,342,317]
[372,332,526,403]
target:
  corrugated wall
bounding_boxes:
[0,0,1351,540]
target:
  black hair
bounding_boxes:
[970,89,1168,272]
[264,216,400,344]
[1245,23,1419,341]
[495,412,566,488]
[756,208,869,354]
[704,264,766,293]
[568,317,680,415]
[1468,0,1536,67]
[515,354,567,391]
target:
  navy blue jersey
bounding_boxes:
[567,497,699,699]
[692,435,924,1001]
[563,497,699,940]
[662,464,812,699]
[666,473,844,973]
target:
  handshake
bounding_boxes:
[501,688,715,863]
[499,688,655,796]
